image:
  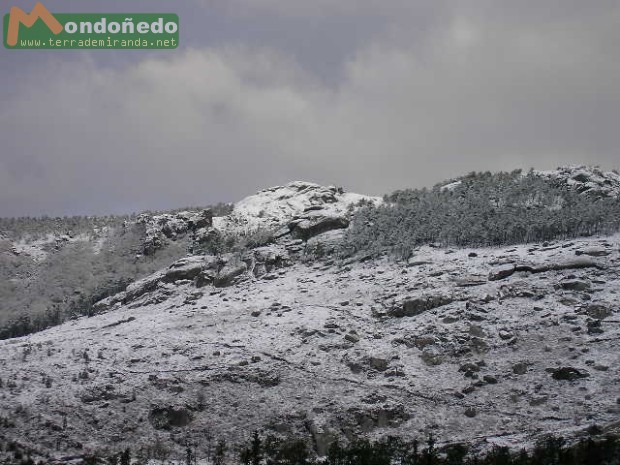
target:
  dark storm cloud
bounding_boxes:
[0,0,619,216]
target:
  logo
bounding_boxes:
[6,2,62,46]
[4,2,179,49]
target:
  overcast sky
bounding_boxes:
[1,0,619,217]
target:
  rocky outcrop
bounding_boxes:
[559,279,590,291]
[214,181,380,241]
[289,212,350,241]
[214,262,248,288]
[420,347,444,366]
[549,367,590,381]
[252,246,290,278]
[488,258,605,281]
[388,294,455,318]
[575,247,611,257]
[139,209,213,255]
[123,271,166,303]
[536,166,620,198]
[529,258,605,273]
[93,245,297,310]
[149,405,194,430]
[348,404,410,432]
[209,368,281,388]
[488,265,516,281]
[585,303,614,320]
[162,256,211,283]
[368,356,390,372]
[129,182,379,259]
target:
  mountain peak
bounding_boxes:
[215,181,381,233]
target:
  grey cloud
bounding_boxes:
[207,0,417,17]
[1,1,619,216]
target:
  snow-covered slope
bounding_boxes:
[1,233,618,462]
[7,230,112,263]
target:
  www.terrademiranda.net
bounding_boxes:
[22,37,177,48]
[21,16,178,48]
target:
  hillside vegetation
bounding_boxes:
[0,205,233,340]
[343,169,620,259]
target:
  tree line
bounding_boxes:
[1,429,619,465]
[342,170,620,259]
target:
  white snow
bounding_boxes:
[440,180,463,191]
[1,233,618,459]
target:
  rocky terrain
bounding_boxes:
[536,166,620,198]
[0,169,619,463]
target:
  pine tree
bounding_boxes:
[186,445,196,465]
[424,434,436,465]
[119,448,131,465]
[214,439,227,465]
[250,431,262,465]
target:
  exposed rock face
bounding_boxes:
[214,262,248,288]
[149,406,194,430]
[585,303,613,320]
[488,265,516,281]
[139,210,213,255]
[420,347,444,366]
[550,367,590,381]
[123,272,166,304]
[252,246,290,278]
[289,213,350,241]
[464,407,477,418]
[488,259,605,282]
[389,294,455,318]
[162,256,208,283]
[559,279,591,291]
[368,357,390,372]
[512,362,529,375]
[79,386,123,404]
[349,404,410,432]
[576,247,611,257]
[212,368,281,388]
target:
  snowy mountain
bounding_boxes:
[0,182,379,337]
[0,171,619,463]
